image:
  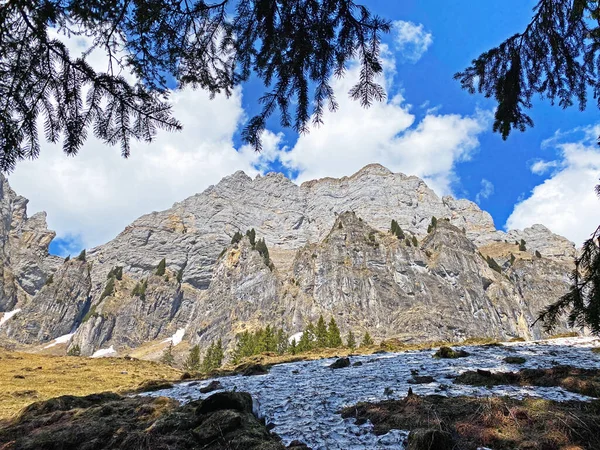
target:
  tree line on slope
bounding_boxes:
[158,315,376,372]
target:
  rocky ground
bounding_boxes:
[0,391,295,450]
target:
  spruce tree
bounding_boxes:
[213,339,224,368]
[315,315,328,348]
[202,340,223,372]
[519,239,527,252]
[535,250,542,258]
[255,238,271,267]
[184,345,201,372]
[231,231,243,245]
[155,258,166,276]
[327,318,343,348]
[361,331,374,347]
[77,249,86,262]
[161,343,175,366]
[276,328,288,355]
[298,330,313,353]
[233,331,253,364]
[412,235,418,247]
[246,229,256,248]
[132,279,148,300]
[346,331,357,349]
[64,255,71,262]
[289,338,298,355]
[100,276,116,300]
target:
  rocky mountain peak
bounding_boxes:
[0,165,579,356]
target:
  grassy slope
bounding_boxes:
[0,350,181,420]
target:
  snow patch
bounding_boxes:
[0,309,21,328]
[142,337,600,449]
[91,346,117,358]
[44,332,75,349]
[288,332,303,344]
[161,328,186,346]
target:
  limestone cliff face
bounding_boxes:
[0,165,578,356]
[0,175,59,312]
[0,259,91,344]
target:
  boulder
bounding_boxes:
[196,391,254,415]
[432,347,470,359]
[199,380,223,393]
[329,357,350,369]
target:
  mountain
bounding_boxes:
[0,164,577,357]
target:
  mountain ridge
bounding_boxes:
[0,164,577,357]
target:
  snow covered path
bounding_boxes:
[143,337,600,449]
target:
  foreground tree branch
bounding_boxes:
[0,0,390,171]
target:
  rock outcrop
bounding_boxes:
[0,165,578,356]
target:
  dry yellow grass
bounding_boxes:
[0,350,181,420]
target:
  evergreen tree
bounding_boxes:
[346,331,357,349]
[0,1,389,171]
[232,331,253,364]
[390,219,405,240]
[64,255,71,262]
[155,258,166,276]
[246,229,256,248]
[231,231,243,245]
[77,249,86,262]
[405,238,412,247]
[177,267,184,283]
[184,345,201,372]
[100,276,116,300]
[202,340,223,372]
[107,266,123,281]
[412,235,418,247]
[132,279,148,300]
[510,253,516,266]
[315,315,328,348]
[161,343,175,366]
[297,330,314,352]
[361,331,374,347]
[276,328,288,355]
[289,338,298,355]
[538,220,600,334]
[255,238,271,267]
[327,318,343,348]
[427,216,438,233]
[262,325,276,352]
[519,239,527,252]
[213,339,224,368]
[45,274,54,286]
[486,256,503,274]
[535,250,542,258]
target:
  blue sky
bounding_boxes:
[7,1,600,256]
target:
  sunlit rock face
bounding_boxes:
[0,165,577,355]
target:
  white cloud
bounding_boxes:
[475,179,494,204]
[530,159,560,175]
[392,20,433,63]
[506,126,600,246]
[7,31,261,250]
[7,29,488,252]
[256,56,489,196]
